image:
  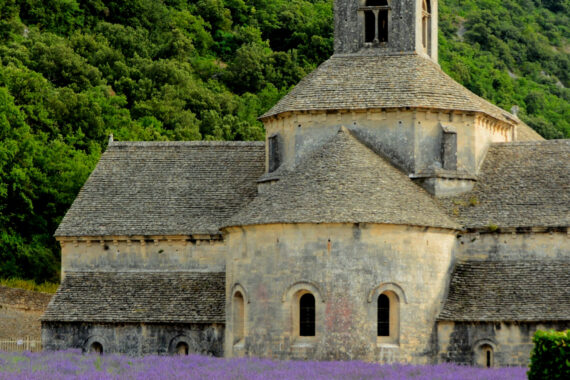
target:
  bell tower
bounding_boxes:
[334,0,438,62]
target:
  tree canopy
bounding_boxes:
[0,0,568,283]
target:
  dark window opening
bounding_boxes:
[89,342,103,355]
[176,342,189,356]
[233,291,245,343]
[268,134,281,173]
[480,344,493,368]
[363,0,389,45]
[377,294,390,336]
[299,293,315,336]
[441,127,457,171]
[379,10,388,42]
[365,11,376,43]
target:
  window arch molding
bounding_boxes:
[282,281,325,340]
[281,281,325,304]
[367,282,407,304]
[168,334,200,355]
[231,283,250,304]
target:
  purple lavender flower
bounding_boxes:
[0,350,527,380]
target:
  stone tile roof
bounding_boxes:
[42,272,225,323]
[440,140,570,229]
[261,54,515,124]
[55,141,265,237]
[226,127,459,230]
[439,260,570,322]
[516,123,544,141]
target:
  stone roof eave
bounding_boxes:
[260,107,517,129]
[222,221,461,233]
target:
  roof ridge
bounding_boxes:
[458,259,570,264]
[491,139,569,147]
[64,270,226,274]
[109,141,264,147]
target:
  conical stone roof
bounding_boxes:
[261,54,515,124]
[225,127,459,230]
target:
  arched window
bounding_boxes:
[422,0,431,53]
[89,342,103,355]
[268,134,281,172]
[176,342,189,355]
[299,293,315,336]
[479,344,494,367]
[363,0,389,44]
[233,291,245,343]
[377,291,399,343]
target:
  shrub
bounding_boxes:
[528,329,570,380]
[0,277,58,293]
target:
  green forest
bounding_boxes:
[0,0,569,285]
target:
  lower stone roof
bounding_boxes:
[42,272,225,324]
[439,260,570,322]
[55,141,265,237]
[440,140,570,229]
[225,127,459,230]
[516,123,544,142]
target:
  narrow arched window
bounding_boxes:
[233,291,245,343]
[363,0,389,44]
[268,134,281,172]
[89,342,103,355]
[377,294,390,336]
[422,0,431,52]
[377,291,400,343]
[299,293,315,336]
[176,342,189,355]
[481,344,493,368]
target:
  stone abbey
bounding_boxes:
[43,0,569,367]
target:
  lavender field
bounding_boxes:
[0,350,527,380]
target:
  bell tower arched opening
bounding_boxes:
[422,0,432,55]
[362,0,389,45]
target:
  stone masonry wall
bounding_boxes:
[225,223,456,363]
[437,321,570,367]
[0,286,52,340]
[457,232,569,261]
[264,110,509,181]
[42,322,224,356]
[59,237,226,277]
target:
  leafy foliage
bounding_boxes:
[528,330,570,380]
[0,0,568,283]
[440,0,570,138]
[0,277,58,293]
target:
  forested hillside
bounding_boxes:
[1,0,568,284]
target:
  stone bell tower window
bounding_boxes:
[422,0,431,53]
[362,0,389,45]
